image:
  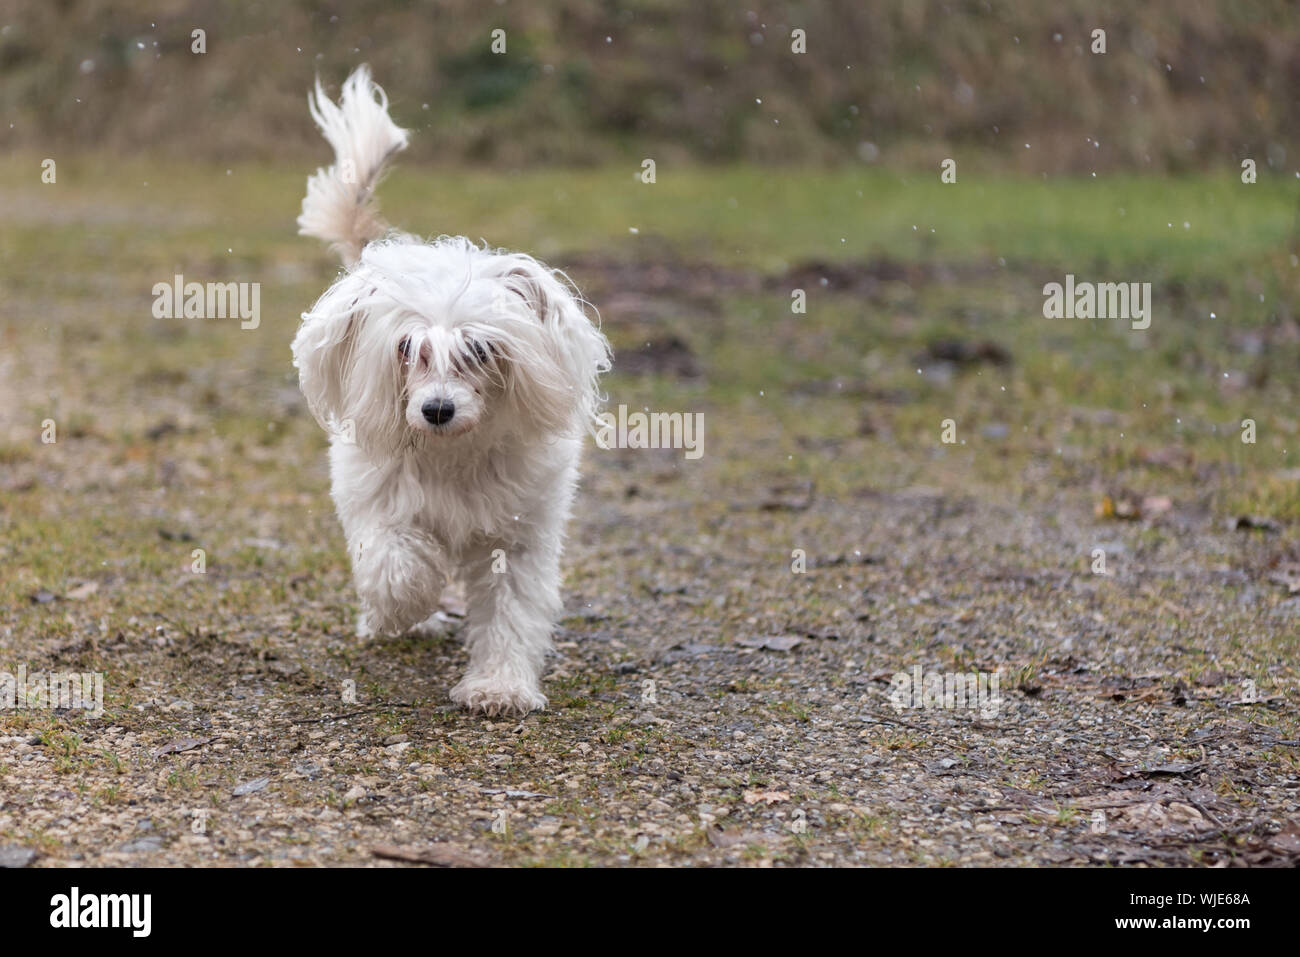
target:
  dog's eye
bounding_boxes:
[464,339,490,364]
[398,337,413,362]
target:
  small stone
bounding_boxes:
[0,846,37,868]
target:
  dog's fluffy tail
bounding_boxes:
[298,65,409,266]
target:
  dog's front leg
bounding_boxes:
[450,537,561,715]
[330,444,446,638]
[348,525,445,638]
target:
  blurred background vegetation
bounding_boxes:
[1,0,1296,172]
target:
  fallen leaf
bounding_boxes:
[743,789,790,805]
[735,634,803,652]
[372,843,486,867]
[65,582,99,601]
[153,736,213,758]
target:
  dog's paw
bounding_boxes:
[406,613,456,640]
[356,606,429,640]
[450,674,547,716]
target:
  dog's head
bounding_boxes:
[292,237,611,456]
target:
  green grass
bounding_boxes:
[2,155,1295,272]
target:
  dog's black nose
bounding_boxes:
[421,398,455,425]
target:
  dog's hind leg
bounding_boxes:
[450,536,562,715]
[406,582,468,639]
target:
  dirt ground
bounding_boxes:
[4,424,1298,867]
[2,163,1299,867]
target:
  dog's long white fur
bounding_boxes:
[298,65,409,265]
[292,67,611,716]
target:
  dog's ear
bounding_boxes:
[295,271,409,455]
[292,276,368,433]
[495,256,611,425]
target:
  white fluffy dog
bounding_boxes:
[291,66,610,715]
